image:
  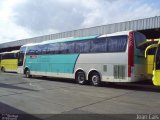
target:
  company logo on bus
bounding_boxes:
[30,55,37,59]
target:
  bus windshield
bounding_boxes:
[135,32,146,48]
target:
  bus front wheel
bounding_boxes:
[1,67,5,72]
[25,69,31,78]
[90,72,101,86]
[76,71,86,85]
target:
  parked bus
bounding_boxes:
[0,53,2,68]
[0,50,19,72]
[18,31,147,86]
[141,39,159,79]
[145,42,160,86]
[146,47,157,78]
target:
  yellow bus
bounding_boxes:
[0,50,19,72]
[0,53,2,68]
[138,39,159,79]
[145,40,160,86]
[146,39,159,78]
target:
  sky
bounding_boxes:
[0,0,160,44]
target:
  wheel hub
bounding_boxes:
[92,75,99,83]
[78,74,85,82]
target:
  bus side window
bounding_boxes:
[156,46,160,70]
[75,40,90,53]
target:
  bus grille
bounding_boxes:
[114,65,125,79]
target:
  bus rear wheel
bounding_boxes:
[25,69,31,78]
[90,72,101,86]
[76,71,86,85]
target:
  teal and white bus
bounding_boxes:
[17,31,147,86]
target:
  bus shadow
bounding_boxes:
[0,101,41,120]
[0,101,129,120]
[33,76,76,84]
[0,72,17,74]
[101,81,160,93]
[0,83,38,92]
[33,77,160,93]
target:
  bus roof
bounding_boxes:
[0,50,19,54]
[22,43,40,47]
[41,36,97,44]
[147,38,160,41]
[41,31,132,45]
[22,36,97,47]
[22,30,133,47]
[98,31,131,38]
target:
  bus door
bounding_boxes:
[17,47,26,74]
[0,54,2,68]
[153,44,160,86]
[0,54,1,66]
[145,44,158,78]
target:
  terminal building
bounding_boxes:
[0,16,160,52]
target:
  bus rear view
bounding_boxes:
[128,31,147,82]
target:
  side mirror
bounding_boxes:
[145,44,158,58]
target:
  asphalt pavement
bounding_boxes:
[0,72,160,120]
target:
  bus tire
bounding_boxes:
[1,67,5,72]
[90,72,101,86]
[25,69,31,78]
[76,71,86,85]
